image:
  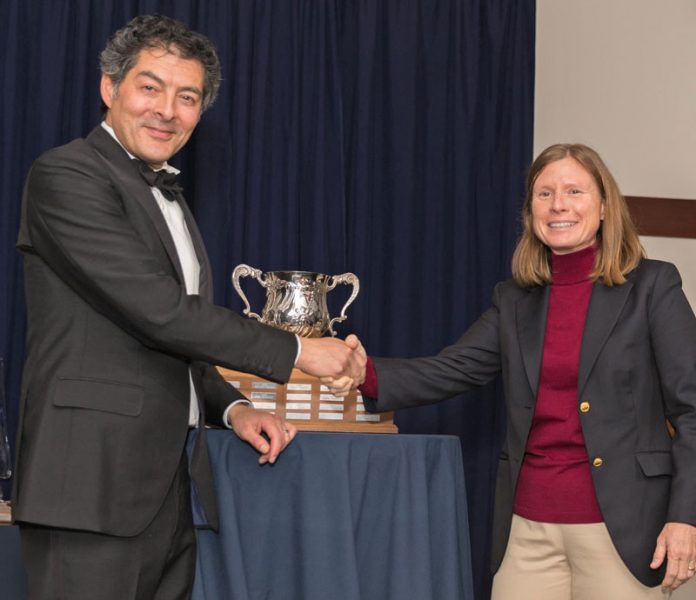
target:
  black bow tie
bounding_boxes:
[134,160,183,201]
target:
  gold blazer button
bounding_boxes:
[580,401,590,413]
[592,457,604,468]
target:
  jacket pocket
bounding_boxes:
[53,377,143,417]
[635,451,672,477]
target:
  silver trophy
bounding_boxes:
[232,265,359,337]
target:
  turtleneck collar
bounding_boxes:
[551,244,596,285]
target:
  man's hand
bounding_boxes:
[295,334,366,387]
[227,403,297,465]
[319,334,367,397]
[650,521,696,591]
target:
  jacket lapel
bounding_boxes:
[577,279,633,397]
[86,126,187,285]
[516,285,550,404]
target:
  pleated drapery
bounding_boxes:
[0,2,534,597]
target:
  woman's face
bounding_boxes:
[531,157,605,255]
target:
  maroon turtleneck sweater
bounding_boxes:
[360,245,604,522]
[513,244,603,523]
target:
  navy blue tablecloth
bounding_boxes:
[193,430,473,600]
[0,523,27,598]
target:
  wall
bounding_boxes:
[535,0,696,306]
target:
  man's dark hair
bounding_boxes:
[99,14,221,113]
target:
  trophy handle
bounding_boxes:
[326,272,360,337]
[231,264,266,321]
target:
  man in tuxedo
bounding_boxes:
[14,15,363,600]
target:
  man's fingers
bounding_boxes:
[346,334,367,360]
[232,408,297,464]
[345,334,367,385]
[264,432,283,464]
[260,415,295,464]
[242,430,270,456]
[285,422,298,442]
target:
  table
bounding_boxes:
[0,432,473,600]
[0,524,26,598]
[193,430,473,600]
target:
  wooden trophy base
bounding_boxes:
[0,501,11,524]
[217,367,397,433]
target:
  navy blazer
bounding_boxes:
[14,126,297,535]
[367,259,696,587]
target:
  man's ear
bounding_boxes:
[100,74,115,110]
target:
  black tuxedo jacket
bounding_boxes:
[366,260,696,587]
[14,125,296,536]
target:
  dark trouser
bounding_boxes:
[19,456,196,600]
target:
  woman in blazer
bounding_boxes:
[330,144,696,599]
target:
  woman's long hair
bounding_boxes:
[511,144,644,287]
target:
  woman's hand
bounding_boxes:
[650,521,696,591]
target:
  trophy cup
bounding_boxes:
[231,266,360,338]
[219,265,396,433]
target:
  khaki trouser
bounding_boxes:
[491,515,671,600]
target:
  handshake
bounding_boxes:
[295,334,367,397]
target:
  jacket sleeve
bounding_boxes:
[20,145,296,383]
[366,282,503,412]
[193,362,247,426]
[648,262,696,524]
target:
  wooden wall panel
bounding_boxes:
[625,196,696,239]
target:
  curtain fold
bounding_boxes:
[0,2,534,598]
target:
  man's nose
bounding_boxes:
[153,93,176,121]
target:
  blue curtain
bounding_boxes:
[0,1,534,598]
